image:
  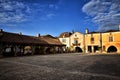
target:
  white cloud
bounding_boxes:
[82,0,120,31]
[0,0,61,27]
[0,0,30,25]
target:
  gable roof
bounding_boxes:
[59,32,72,38]
[38,35,65,46]
[0,31,47,45]
[0,31,65,46]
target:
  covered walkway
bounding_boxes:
[0,30,65,57]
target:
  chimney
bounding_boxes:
[37,33,40,37]
[119,24,120,31]
[19,32,22,35]
[0,29,3,32]
[85,28,89,34]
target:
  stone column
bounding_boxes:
[92,46,94,53]
[85,46,88,53]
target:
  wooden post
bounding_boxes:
[53,46,56,54]
[0,43,3,57]
[31,46,35,55]
[14,46,17,56]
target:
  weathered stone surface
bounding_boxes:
[0,53,120,80]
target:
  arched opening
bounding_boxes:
[107,46,117,53]
[46,47,51,54]
[3,46,15,56]
[75,47,83,52]
[35,46,44,55]
[24,46,32,55]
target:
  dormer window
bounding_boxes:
[109,36,113,42]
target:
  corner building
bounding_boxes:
[85,29,120,53]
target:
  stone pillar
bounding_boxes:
[85,46,88,53]
[92,46,94,53]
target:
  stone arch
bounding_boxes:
[24,46,32,55]
[107,46,117,53]
[46,47,51,53]
[3,46,15,56]
[75,47,83,52]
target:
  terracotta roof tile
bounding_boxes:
[0,31,65,46]
[0,31,47,45]
[59,32,72,38]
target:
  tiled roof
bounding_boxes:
[0,31,65,46]
[59,32,72,38]
[39,35,65,46]
[0,31,47,45]
[88,30,120,34]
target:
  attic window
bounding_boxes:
[109,36,113,42]
[91,37,94,43]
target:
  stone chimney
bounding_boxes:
[0,29,3,32]
[19,32,22,35]
[119,24,120,31]
[37,33,40,37]
[85,28,89,34]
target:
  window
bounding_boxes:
[109,36,113,42]
[91,37,94,43]
[5,47,11,52]
[74,40,78,44]
[62,39,66,43]
[75,34,77,37]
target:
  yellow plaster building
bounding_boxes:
[85,27,120,53]
[85,32,101,53]
[102,31,120,53]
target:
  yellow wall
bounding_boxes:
[85,31,120,53]
[102,32,120,53]
[85,33,101,53]
[85,33,101,45]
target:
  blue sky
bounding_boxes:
[0,0,120,36]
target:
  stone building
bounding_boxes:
[0,29,65,57]
[70,32,84,52]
